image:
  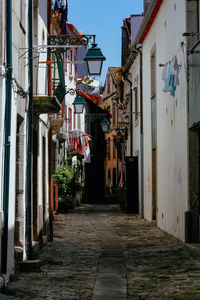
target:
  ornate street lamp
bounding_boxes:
[72,94,85,114]
[100,119,110,133]
[84,37,106,76]
[48,34,105,76]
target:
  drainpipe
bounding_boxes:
[1,0,13,274]
[47,0,54,241]
[136,47,144,219]
[27,0,33,260]
[122,75,133,156]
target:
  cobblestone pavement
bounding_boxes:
[1,204,200,299]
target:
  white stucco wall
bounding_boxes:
[142,0,188,241]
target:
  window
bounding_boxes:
[151,50,156,99]
[113,140,116,159]
[65,105,68,133]
[69,108,72,131]
[73,111,76,129]
[151,47,157,150]
[112,105,116,126]
[65,52,68,72]
[70,50,73,76]
[77,114,81,129]
[108,169,111,180]
[113,168,116,187]
[134,87,138,122]
[61,102,64,118]
[74,49,77,80]
[65,105,67,118]
[107,75,110,94]
[107,138,111,160]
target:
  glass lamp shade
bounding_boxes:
[84,44,106,76]
[72,95,85,114]
[100,119,110,132]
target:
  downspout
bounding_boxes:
[136,47,144,219]
[47,0,53,241]
[122,75,133,156]
[27,0,33,260]
[1,0,12,274]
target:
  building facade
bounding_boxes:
[103,67,119,193]
[120,0,200,242]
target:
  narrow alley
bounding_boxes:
[1,204,200,300]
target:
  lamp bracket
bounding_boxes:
[85,113,109,122]
[65,88,76,96]
[48,34,96,47]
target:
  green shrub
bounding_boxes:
[52,158,81,211]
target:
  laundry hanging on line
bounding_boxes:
[162,56,180,97]
[52,0,68,34]
[84,136,91,163]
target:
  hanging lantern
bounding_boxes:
[84,42,106,76]
[72,95,85,114]
[100,119,110,132]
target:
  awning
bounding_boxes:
[78,90,102,104]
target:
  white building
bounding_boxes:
[0,0,55,277]
[131,0,188,241]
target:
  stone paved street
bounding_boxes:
[1,204,200,299]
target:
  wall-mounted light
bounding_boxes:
[100,119,110,133]
[84,36,106,76]
[72,95,85,114]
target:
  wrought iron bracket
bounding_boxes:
[85,113,110,122]
[65,88,76,96]
[48,34,96,47]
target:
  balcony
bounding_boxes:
[33,95,61,115]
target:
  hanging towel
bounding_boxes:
[163,61,172,94]
[162,56,180,97]
[162,63,169,82]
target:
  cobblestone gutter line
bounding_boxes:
[88,213,127,299]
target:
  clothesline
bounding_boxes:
[159,62,182,68]
[159,40,185,67]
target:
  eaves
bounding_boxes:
[123,0,163,73]
[134,0,163,45]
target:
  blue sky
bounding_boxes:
[68,0,144,85]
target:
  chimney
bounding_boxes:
[144,0,152,15]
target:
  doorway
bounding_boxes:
[42,136,46,235]
[151,47,157,222]
[125,156,139,214]
[33,129,39,241]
